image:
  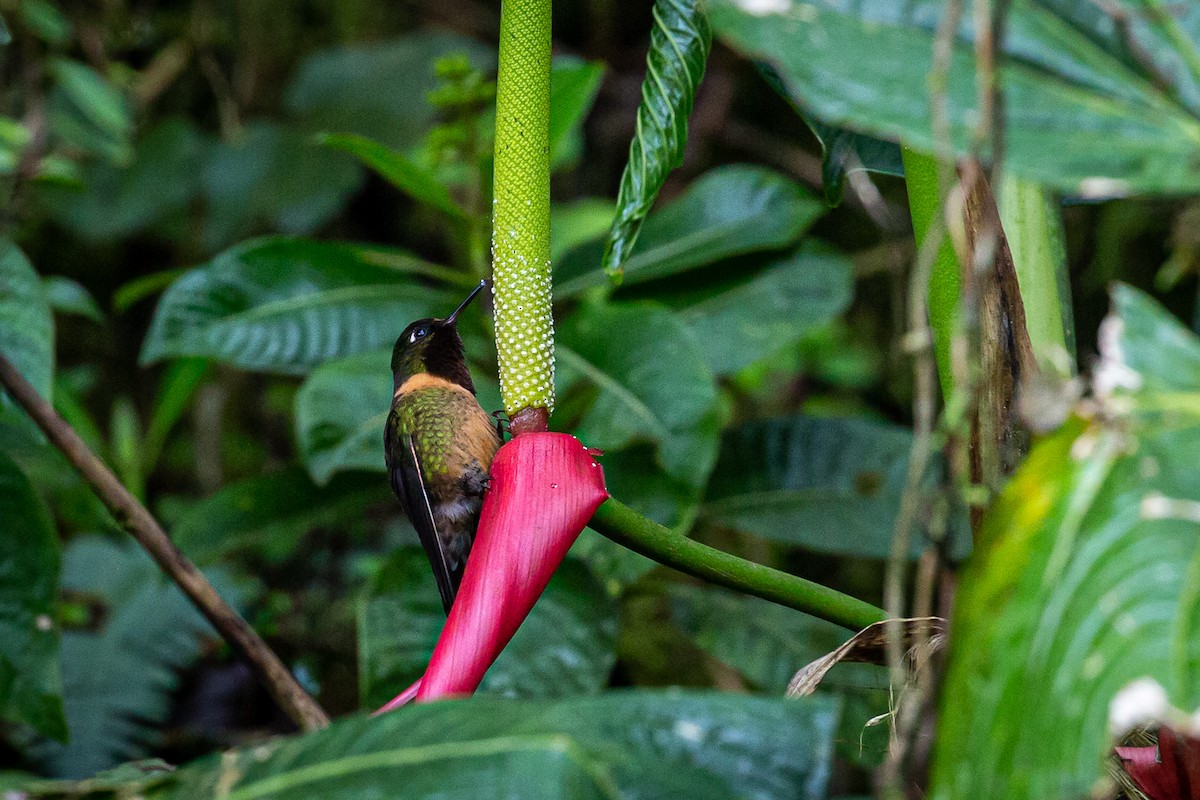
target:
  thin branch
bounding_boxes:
[0,352,330,732]
[589,498,886,632]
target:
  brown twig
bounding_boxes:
[0,352,330,732]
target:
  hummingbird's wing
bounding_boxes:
[387,427,459,614]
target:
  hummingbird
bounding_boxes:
[384,280,502,614]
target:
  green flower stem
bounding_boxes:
[590,498,886,631]
[492,0,555,428]
[901,146,961,399]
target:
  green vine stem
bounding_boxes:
[590,499,886,631]
[492,0,555,434]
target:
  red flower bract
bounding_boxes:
[378,432,608,709]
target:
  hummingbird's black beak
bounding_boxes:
[445,279,488,326]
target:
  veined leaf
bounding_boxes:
[602,0,711,279]
[360,551,617,707]
[19,537,244,779]
[931,285,1200,799]
[154,691,840,800]
[140,237,454,374]
[709,0,1200,196]
[0,240,54,404]
[559,165,822,297]
[172,467,389,564]
[0,451,65,741]
[703,415,967,560]
[679,241,853,375]
[320,133,468,218]
[557,301,719,489]
[295,349,392,483]
[669,584,890,766]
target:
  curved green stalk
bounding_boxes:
[590,498,886,631]
[492,0,555,421]
[901,147,961,399]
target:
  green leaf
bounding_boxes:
[320,132,467,218]
[602,0,711,279]
[551,199,614,261]
[19,0,70,46]
[708,0,1200,196]
[141,358,210,474]
[669,585,890,765]
[47,60,132,165]
[295,349,391,483]
[155,690,840,800]
[703,415,966,560]
[558,166,823,297]
[931,285,1200,799]
[202,121,362,248]
[140,237,452,374]
[43,277,102,322]
[557,301,719,488]
[112,269,185,313]
[548,57,606,168]
[285,32,494,150]
[360,552,617,707]
[172,467,388,564]
[0,240,54,404]
[20,537,244,779]
[805,117,903,207]
[40,119,209,241]
[0,451,66,742]
[679,241,853,375]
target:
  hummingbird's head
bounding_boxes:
[391,280,488,393]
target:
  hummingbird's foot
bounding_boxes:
[491,410,512,441]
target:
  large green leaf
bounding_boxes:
[0,240,53,404]
[0,451,65,741]
[20,537,244,779]
[171,467,389,564]
[140,237,452,374]
[601,0,710,279]
[708,0,1200,196]
[679,241,853,375]
[931,285,1200,799]
[669,585,890,765]
[557,301,719,488]
[284,31,494,150]
[360,550,618,707]
[295,349,391,483]
[202,121,362,248]
[703,415,964,560]
[557,166,824,297]
[146,691,839,800]
[40,119,209,241]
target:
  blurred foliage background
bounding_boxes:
[2,0,1199,795]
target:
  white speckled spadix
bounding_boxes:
[491,0,555,417]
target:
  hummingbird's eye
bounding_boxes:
[410,326,429,343]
